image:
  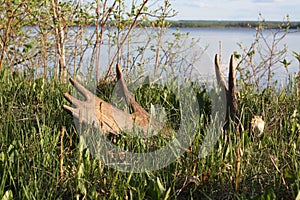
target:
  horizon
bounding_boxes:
[169,19,300,22]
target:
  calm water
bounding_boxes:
[80,27,300,84]
[177,27,300,57]
[171,27,300,76]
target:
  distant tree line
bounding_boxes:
[167,20,300,29]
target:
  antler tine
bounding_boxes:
[69,78,94,101]
[227,54,238,120]
[62,104,76,116]
[63,92,83,107]
[214,54,228,92]
[116,63,133,102]
[228,55,236,92]
[116,64,148,115]
[62,103,99,127]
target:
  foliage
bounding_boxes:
[0,66,299,199]
[0,0,178,81]
[235,14,292,89]
[0,1,300,199]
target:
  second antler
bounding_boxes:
[214,54,239,130]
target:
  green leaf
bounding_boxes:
[2,190,13,200]
[247,50,255,57]
[23,43,33,53]
[156,177,165,193]
[233,51,241,59]
[296,190,300,200]
[258,188,276,200]
[293,51,300,62]
[12,0,20,5]
[280,59,291,67]
[285,168,296,181]
[163,188,171,200]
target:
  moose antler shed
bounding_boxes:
[63,64,165,136]
[63,54,240,137]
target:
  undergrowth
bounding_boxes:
[0,68,299,199]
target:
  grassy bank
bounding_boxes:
[0,69,299,199]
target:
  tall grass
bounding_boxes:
[0,68,299,199]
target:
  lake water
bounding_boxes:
[77,27,300,85]
[177,27,300,59]
[169,27,300,80]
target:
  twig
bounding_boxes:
[104,0,149,80]
[60,126,65,182]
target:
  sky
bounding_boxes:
[169,0,300,21]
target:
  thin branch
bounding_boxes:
[104,0,149,80]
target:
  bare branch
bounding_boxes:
[104,0,150,79]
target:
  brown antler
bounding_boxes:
[214,54,239,130]
[63,64,164,135]
[63,77,133,134]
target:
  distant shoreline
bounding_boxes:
[167,20,300,29]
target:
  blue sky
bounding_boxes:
[169,0,300,21]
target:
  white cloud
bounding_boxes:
[252,0,284,3]
[191,2,212,8]
[252,0,274,3]
[182,1,214,8]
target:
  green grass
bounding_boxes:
[0,68,299,199]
